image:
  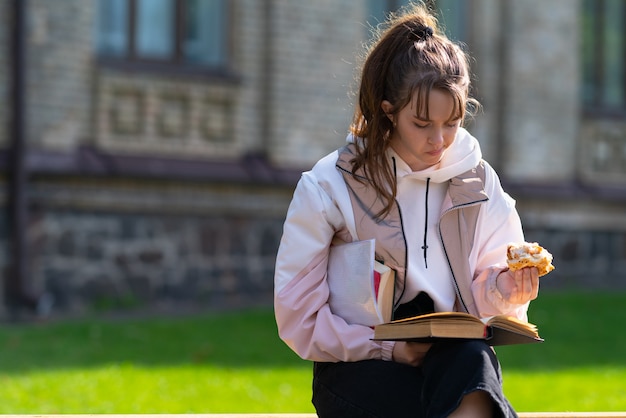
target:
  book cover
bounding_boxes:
[373,311,543,346]
[327,239,395,326]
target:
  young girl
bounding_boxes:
[274,3,539,417]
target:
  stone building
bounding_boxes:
[0,0,624,318]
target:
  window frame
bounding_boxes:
[581,0,626,119]
[95,0,236,81]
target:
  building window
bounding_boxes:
[95,0,229,73]
[366,0,468,42]
[582,0,626,116]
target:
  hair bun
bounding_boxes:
[408,24,433,41]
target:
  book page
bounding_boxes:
[487,315,540,337]
[391,311,482,325]
[373,311,543,345]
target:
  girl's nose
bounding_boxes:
[428,128,444,145]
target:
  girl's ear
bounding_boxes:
[381,100,394,123]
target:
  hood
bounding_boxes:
[388,127,482,183]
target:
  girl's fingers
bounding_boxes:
[531,267,540,300]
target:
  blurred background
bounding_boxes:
[1,0,625,321]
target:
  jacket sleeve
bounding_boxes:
[470,162,530,321]
[274,172,395,362]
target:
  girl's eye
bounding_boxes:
[446,120,460,128]
[414,123,429,129]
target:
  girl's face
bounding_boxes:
[382,89,460,172]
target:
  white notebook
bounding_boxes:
[327,239,395,326]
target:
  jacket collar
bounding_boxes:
[448,164,489,208]
[336,143,489,208]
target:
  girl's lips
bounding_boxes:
[428,148,444,157]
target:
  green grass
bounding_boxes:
[0,291,625,413]
[0,309,313,413]
[497,291,626,411]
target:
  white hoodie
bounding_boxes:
[389,128,482,312]
[274,128,528,362]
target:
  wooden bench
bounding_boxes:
[2,414,625,417]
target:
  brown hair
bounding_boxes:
[349,2,478,218]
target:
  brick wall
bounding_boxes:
[232,0,270,154]
[26,0,94,150]
[501,0,580,182]
[0,0,9,147]
[267,0,365,168]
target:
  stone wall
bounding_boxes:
[4,177,294,317]
[1,177,622,321]
[524,226,626,291]
[29,210,283,313]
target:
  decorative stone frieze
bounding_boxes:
[579,120,626,184]
[109,87,146,136]
[95,71,238,158]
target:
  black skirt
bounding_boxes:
[312,293,518,417]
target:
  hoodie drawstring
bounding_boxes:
[422,177,431,268]
[392,156,429,268]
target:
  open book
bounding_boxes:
[327,239,395,326]
[373,311,543,346]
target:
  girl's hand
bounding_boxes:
[496,267,539,305]
[392,341,432,367]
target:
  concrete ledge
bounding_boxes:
[2,414,626,418]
